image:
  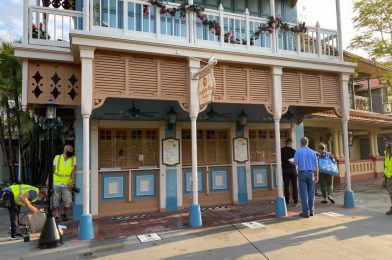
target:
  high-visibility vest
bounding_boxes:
[384,150,392,178]
[10,184,39,207]
[53,154,75,186]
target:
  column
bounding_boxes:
[244,127,252,201]
[188,0,195,45]
[231,125,239,203]
[341,73,355,208]
[332,130,340,159]
[176,126,183,209]
[270,0,277,53]
[159,122,167,211]
[272,66,287,217]
[23,0,28,43]
[21,59,28,110]
[78,46,95,240]
[91,119,99,216]
[83,0,90,31]
[374,132,379,156]
[369,131,376,157]
[189,58,202,227]
[338,131,344,160]
[335,0,344,61]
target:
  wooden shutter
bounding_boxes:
[321,75,340,105]
[249,68,271,103]
[128,57,158,97]
[94,53,126,96]
[282,71,301,103]
[303,73,321,104]
[181,130,191,166]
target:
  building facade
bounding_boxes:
[14,0,356,238]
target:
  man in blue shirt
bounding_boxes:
[293,137,319,218]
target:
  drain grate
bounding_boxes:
[202,205,231,211]
[112,214,153,222]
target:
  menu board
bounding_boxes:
[162,138,180,166]
[233,138,249,162]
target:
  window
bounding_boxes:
[98,128,159,169]
[182,129,230,166]
[249,129,290,162]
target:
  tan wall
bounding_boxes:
[349,139,362,161]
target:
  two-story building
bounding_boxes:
[14,0,356,239]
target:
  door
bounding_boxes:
[166,169,178,212]
[237,165,248,203]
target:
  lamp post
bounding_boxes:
[38,100,61,249]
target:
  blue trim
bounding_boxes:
[166,169,177,212]
[78,214,94,240]
[133,172,157,199]
[275,196,288,217]
[209,168,229,192]
[344,190,356,208]
[183,169,204,194]
[189,204,202,227]
[252,167,269,189]
[101,174,127,201]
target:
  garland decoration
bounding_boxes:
[147,1,307,44]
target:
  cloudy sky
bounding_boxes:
[0,0,361,54]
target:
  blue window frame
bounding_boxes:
[133,172,157,199]
[183,170,204,194]
[101,174,127,201]
[252,167,269,189]
[210,169,229,192]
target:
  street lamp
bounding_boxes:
[236,110,248,132]
[167,106,177,130]
[38,100,61,249]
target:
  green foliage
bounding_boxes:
[349,0,392,62]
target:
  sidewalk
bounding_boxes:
[0,178,390,260]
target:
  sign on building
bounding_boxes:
[198,71,216,108]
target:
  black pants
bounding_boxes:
[7,195,21,236]
[283,168,298,204]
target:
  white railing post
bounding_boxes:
[189,0,195,44]
[124,1,128,32]
[316,22,322,57]
[23,0,29,44]
[219,4,224,45]
[336,0,344,61]
[297,33,301,54]
[156,4,161,39]
[83,0,90,31]
[269,0,276,53]
[245,8,250,49]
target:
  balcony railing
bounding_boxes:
[25,1,340,61]
[350,93,392,115]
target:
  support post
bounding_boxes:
[188,0,195,45]
[219,4,224,45]
[272,66,287,217]
[23,0,29,44]
[341,73,355,208]
[335,0,344,61]
[270,0,277,53]
[83,0,90,31]
[78,47,95,240]
[189,58,202,227]
[21,59,28,110]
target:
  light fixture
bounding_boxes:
[167,106,177,130]
[237,110,247,131]
[45,99,57,120]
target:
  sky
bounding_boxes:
[0,0,362,55]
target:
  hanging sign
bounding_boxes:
[198,71,216,108]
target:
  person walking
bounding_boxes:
[48,144,76,222]
[384,141,392,215]
[0,184,47,240]
[317,143,336,204]
[281,138,298,207]
[293,137,319,218]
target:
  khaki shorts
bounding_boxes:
[53,186,72,208]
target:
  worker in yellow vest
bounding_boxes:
[0,184,47,240]
[48,144,76,222]
[384,140,392,215]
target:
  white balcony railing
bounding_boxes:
[26,1,340,61]
[29,5,83,48]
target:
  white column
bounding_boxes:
[341,73,351,190]
[335,0,344,61]
[369,131,376,157]
[176,126,183,208]
[374,132,379,156]
[91,119,99,215]
[159,122,167,210]
[23,0,28,44]
[244,127,252,200]
[189,59,200,205]
[21,59,28,109]
[80,46,95,215]
[332,129,340,158]
[272,66,284,199]
[83,0,90,31]
[230,125,239,203]
[270,0,277,53]
[188,0,194,45]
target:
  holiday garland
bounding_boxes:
[144,0,307,45]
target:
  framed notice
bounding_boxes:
[162,138,180,166]
[233,137,249,163]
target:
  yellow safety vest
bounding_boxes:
[10,184,39,207]
[384,150,392,178]
[53,154,75,186]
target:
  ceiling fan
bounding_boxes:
[198,104,233,120]
[105,100,159,118]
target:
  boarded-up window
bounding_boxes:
[249,129,290,163]
[98,128,159,169]
[182,129,230,166]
